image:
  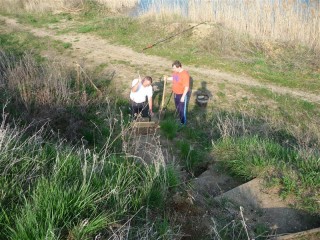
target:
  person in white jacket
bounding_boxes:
[130,76,153,120]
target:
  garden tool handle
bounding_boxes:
[160,76,167,111]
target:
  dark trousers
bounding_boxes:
[174,93,188,125]
[131,100,150,120]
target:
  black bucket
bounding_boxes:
[196,94,209,107]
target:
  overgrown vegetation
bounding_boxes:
[0,1,319,239]
[0,46,180,238]
[0,119,177,239]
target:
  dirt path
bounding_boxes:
[2,15,320,104]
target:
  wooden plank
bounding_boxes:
[131,121,156,128]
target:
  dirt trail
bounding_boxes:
[1,15,320,104]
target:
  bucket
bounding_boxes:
[196,94,209,107]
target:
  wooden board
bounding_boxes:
[131,121,156,128]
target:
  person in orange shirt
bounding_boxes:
[164,60,190,125]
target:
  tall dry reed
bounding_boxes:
[96,0,138,11]
[1,51,72,111]
[0,0,68,13]
[0,0,24,13]
[145,0,320,51]
[0,0,138,13]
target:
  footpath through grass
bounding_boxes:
[6,2,319,94]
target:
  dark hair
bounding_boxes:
[172,60,182,68]
[143,76,152,83]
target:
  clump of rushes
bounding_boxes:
[177,140,207,176]
[160,118,179,140]
[0,118,176,239]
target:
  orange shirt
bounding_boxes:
[172,70,190,94]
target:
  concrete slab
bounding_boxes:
[214,178,320,235]
[276,227,320,240]
[191,163,244,204]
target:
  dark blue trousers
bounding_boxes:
[130,100,150,120]
[174,93,188,125]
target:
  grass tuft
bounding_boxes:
[160,118,178,140]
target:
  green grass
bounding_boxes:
[0,32,44,57]
[62,42,72,49]
[177,140,207,175]
[77,24,100,33]
[11,178,111,239]
[245,85,320,130]
[14,12,72,28]
[165,164,181,189]
[0,31,74,58]
[160,118,178,140]
[0,123,175,239]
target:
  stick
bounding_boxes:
[143,22,206,51]
[76,64,81,92]
[159,77,167,118]
[74,62,102,96]
[240,206,250,240]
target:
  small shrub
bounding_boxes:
[165,164,180,189]
[77,25,98,33]
[62,42,72,49]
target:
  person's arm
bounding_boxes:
[180,86,189,102]
[164,75,173,81]
[131,78,141,92]
[146,86,154,116]
[180,73,190,102]
[148,96,153,116]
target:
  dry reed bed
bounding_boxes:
[0,51,73,111]
[96,0,137,10]
[0,0,138,12]
[145,0,320,51]
[0,0,318,49]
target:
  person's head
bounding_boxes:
[142,76,152,87]
[172,60,182,72]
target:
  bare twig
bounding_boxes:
[240,206,251,240]
[74,62,102,96]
